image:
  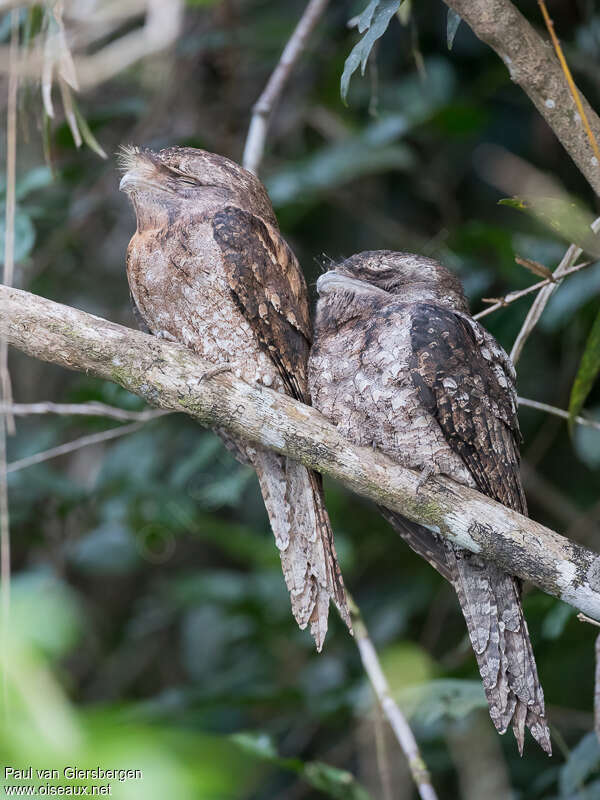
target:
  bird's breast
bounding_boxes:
[125,223,282,390]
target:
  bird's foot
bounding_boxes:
[416,453,445,493]
[198,363,235,383]
[155,329,177,342]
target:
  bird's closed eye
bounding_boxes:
[178,177,200,187]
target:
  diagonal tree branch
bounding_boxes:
[442,0,600,196]
[3,284,600,623]
[349,595,438,800]
[243,0,330,175]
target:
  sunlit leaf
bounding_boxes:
[341,0,402,104]
[499,195,600,257]
[569,308,600,431]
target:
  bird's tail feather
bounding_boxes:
[253,448,350,650]
[447,547,552,755]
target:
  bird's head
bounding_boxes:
[315,250,469,319]
[118,145,277,228]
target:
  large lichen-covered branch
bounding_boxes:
[3,284,600,620]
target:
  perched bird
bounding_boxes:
[119,145,350,649]
[308,250,551,754]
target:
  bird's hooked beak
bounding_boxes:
[316,270,375,296]
[119,172,136,192]
[316,270,346,295]
[118,146,165,194]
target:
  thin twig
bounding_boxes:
[373,705,394,800]
[441,0,600,195]
[0,402,171,422]
[510,218,600,364]
[538,0,600,166]
[7,421,150,474]
[348,595,438,800]
[578,612,600,628]
[473,260,593,321]
[242,0,329,175]
[517,396,600,432]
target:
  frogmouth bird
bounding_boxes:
[308,250,551,754]
[119,145,350,649]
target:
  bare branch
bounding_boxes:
[349,596,438,800]
[242,0,329,175]
[3,286,600,623]
[510,218,600,363]
[517,396,600,432]
[7,421,150,475]
[0,402,170,423]
[441,0,600,195]
[473,260,592,321]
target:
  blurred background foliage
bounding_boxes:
[3,0,600,797]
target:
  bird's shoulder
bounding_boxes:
[212,204,311,401]
[408,302,526,511]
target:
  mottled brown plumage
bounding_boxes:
[119,145,349,649]
[308,250,551,754]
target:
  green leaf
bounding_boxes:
[541,601,575,639]
[399,679,487,726]
[230,732,278,761]
[573,415,600,469]
[357,0,379,31]
[231,732,373,799]
[0,206,36,265]
[303,762,372,800]
[568,307,600,431]
[498,195,600,258]
[559,732,600,797]
[341,0,402,104]
[73,99,108,159]
[15,166,54,200]
[447,9,461,49]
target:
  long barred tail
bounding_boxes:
[383,509,551,755]
[252,447,350,651]
[447,547,552,755]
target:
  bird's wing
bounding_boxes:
[213,206,312,402]
[408,304,551,755]
[409,303,526,513]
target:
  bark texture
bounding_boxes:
[2,284,600,624]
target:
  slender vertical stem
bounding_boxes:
[348,594,439,800]
[510,218,600,364]
[242,0,329,175]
